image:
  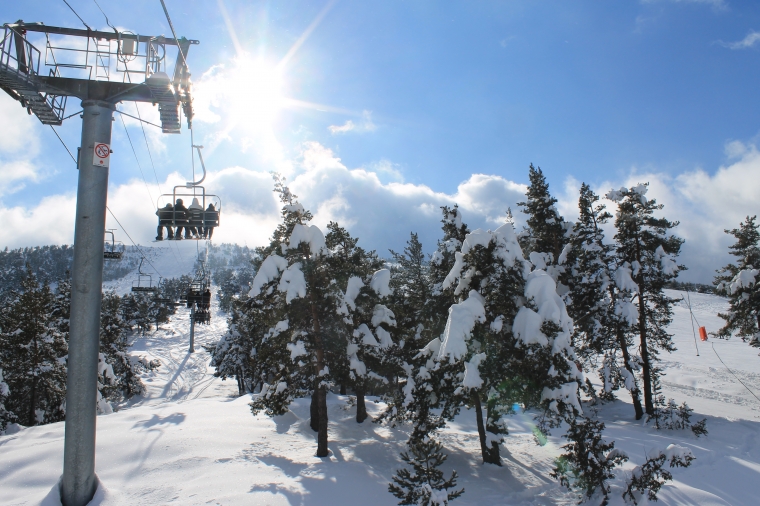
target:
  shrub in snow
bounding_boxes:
[714,216,760,348]
[389,438,464,506]
[552,417,628,503]
[648,393,708,437]
[622,445,695,505]
[607,183,683,418]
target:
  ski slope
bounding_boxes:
[1,275,759,504]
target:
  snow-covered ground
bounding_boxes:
[1,247,759,506]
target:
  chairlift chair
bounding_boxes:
[131,258,158,292]
[155,145,221,240]
[104,229,125,260]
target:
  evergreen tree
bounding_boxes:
[607,184,683,416]
[248,177,343,457]
[389,438,464,506]
[379,209,468,442]
[517,164,570,271]
[0,367,13,433]
[565,184,644,419]
[0,267,67,426]
[714,216,760,347]
[430,222,581,465]
[100,291,159,403]
[552,417,628,503]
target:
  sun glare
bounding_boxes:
[221,56,285,131]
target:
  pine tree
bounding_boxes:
[0,267,68,426]
[248,177,343,457]
[433,221,581,465]
[389,438,464,506]
[714,216,760,347]
[0,367,13,433]
[517,164,570,270]
[607,184,683,416]
[565,184,644,419]
[552,417,628,503]
[326,221,388,422]
[100,291,158,403]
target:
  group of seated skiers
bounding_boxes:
[156,198,218,240]
[187,287,212,324]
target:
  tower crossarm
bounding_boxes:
[0,21,198,131]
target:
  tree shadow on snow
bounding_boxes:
[132,412,186,429]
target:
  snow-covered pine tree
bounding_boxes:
[208,300,260,395]
[0,367,13,433]
[327,221,395,422]
[607,184,684,416]
[552,417,628,503]
[565,184,644,419]
[0,266,67,426]
[436,222,582,465]
[100,291,158,404]
[517,164,570,278]
[622,445,695,505]
[380,209,472,443]
[378,234,434,428]
[389,437,464,506]
[714,216,760,348]
[248,178,342,457]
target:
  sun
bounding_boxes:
[222,55,285,131]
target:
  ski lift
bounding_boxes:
[151,277,173,304]
[104,230,125,260]
[193,309,211,324]
[156,145,221,240]
[131,258,158,292]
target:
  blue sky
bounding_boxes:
[1,0,759,282]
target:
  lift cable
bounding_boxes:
[106,206,163,278]
[49,125,77,165]
[115,109,162,130]
[119,111,156,208]
[158,0,188,68]
[92,0,116,31]
[61,0,93,30]
[711,342,760,404]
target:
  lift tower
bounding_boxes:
[0,21,198,506]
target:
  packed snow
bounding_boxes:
[1,244,759,506]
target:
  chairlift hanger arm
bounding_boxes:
[187,144,206,186]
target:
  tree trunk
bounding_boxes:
[637,291,654,415]
[29,374,38,427]
[340,382,347,395]
[473,393,500,465]
[317,385,329,457]
[356,383,368,423]
[310,388,319,432]
[617,327,644,420]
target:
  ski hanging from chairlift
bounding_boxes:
[156,143,221,241]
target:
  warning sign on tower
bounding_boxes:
[93,142,110,167]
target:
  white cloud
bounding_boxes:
[328,110,376,135]
[0,97,40,156]
[719,31,760,50]
[1,125,756,284]
[555,142,760,283]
